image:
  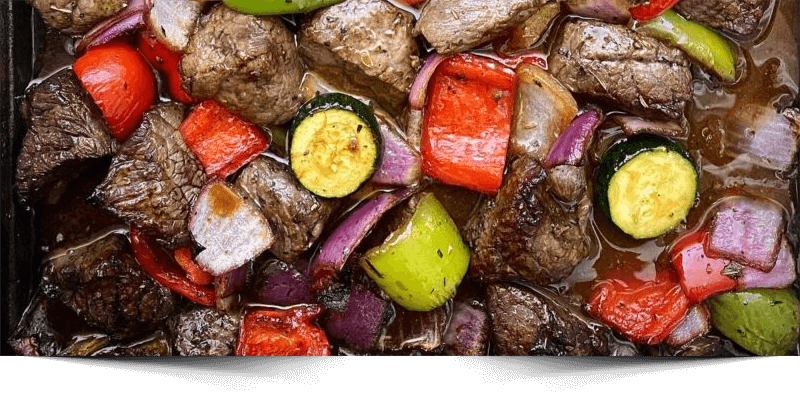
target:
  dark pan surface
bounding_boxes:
[1,0,799,356]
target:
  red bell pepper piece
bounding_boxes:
[179,100,269,179]
[173,246,214,286]
[421,53,518,195]
[587,270,691,345]
[236,305,331,356]
[136,26,195,104]
[670,231,737,303]
[629,0,682,21]
[73,41,157,142]
[398,0,425,5]
[129,226,216,306]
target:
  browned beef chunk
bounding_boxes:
[8,292,77,356]
[414,0,546,54]
[169,307,240,356]
[16,69,117,206]
[30,0,127,35]
[93,103,204,247]
[298,0,421,114]
[40,233,176,339]
[180,4,305,125]
[464,157,592,286]
[676,0,769,36]
[487,283,609,356]
[549,20,693,120]
[234,157,339,262]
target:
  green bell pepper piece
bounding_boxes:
[706,289,800,356]
[360,193,470,311]
[222,0,344,16]
[638,9,738,82]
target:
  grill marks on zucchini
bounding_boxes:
[597,134,698,239]
[289,93,382,198]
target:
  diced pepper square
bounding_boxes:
[421,53,518,195]
[180,100,269,179]
[587,271,690,345]
[670,231,737,303]
[236,305,331,356]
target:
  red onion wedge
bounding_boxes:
[725,105,800,172]
[310,187,416,296]
[611,114,685,137]
[665,304,710,348]
[543,109,601,169]
[372,112,422,186]
[148,0,204,52]
[443,300,489,356]
[739,240,797,290]
[75,0,152,54]
[189,181,274,276]
[705,196,785,272]
[409,53,446,110]
[322,279,393,352]
[566,0,632,24]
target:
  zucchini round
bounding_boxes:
[289,93,382,198]
[596,134,698,239]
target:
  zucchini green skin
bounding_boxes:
[288,93,383,198]
[596,134,697,238]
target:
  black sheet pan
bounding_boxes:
[2,0,799,356]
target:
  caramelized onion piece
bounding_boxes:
[75,0,152,53]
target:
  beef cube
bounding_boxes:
[676,0,769,36]
[487,283,609,356]
[235,157,339,262]
[169,307,240,356]
[40,233,176,339]
[30,0,127,35]
[464,157,592,286]
[298,0,421,114]
[93,103,205,246]
[415,0,546,55]
[549,20,693,120]
[16,69,117,206]
[180,4,305,125]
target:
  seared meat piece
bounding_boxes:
[30,0,127,35]
[40,233,176,339]
[297,0,421,114]
[487,283,609,356]
[378,302,450,353]
[464,157,592,286]
[93,103,205,246]
[16,69,117,206]
[169,307,240,356]
[415,0,545,55]
[549,20,693,120]
[234,157,339,262]
[181,4,305,125]
[676,0,769,36]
